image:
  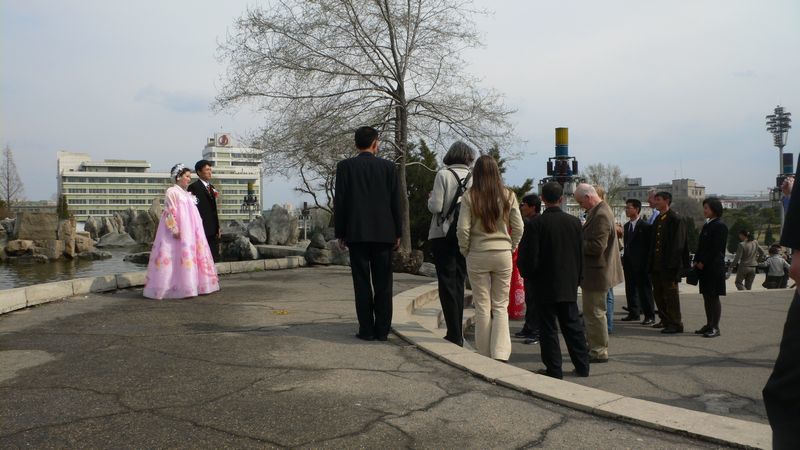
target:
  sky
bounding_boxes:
[2,0,799,207]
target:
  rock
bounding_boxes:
[294,239,311,250]
[13,212,58,240]
[6,239,35,255]
[418,262,437,278]
[84,216,100,240]
[305,247,331,265]
[33,239,65,260]
[58,218,77,258]
[267,204,299,246]
[99,217,119,236]
[127,210,157,244]
[220,232,241,243]
[96,232,138,248]
[322,227,336,241]
[223,220,246,234]
[123,252,151,264]
[310,232,327,249]
[222,235,258,261]
[328,239,350,266]
[392,250,424,274]
[148,197,162,223]
[77,250,113,260]
[75,231,94,253]
[16,254,49,264]
[255,245,307,259]
[0,218,14,234]
[246,215,268,244]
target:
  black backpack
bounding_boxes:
[441,168,471,244]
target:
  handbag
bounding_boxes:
[685,268,699,286]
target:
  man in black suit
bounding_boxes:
[515,193,542,344]
[518,182,589,379]
[621,199,656,325]
[334,126,402,342]
[647,191,689,334]
[188,160,220,261]
[763,164,800,448]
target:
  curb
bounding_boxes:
[0,256,307,315]
[391,283,771,450]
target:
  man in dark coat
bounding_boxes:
[647,191,690,334]
[187,160,220,261]
[621,199,656,325]
[763,163,800,449]
[518,182,589,379]
[515,193,541,344]
[334,126,402,342]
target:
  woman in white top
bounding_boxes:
[427,142,475,346]
[456,155,524,361]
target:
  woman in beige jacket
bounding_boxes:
[457,155,524,361]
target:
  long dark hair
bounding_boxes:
[469,155,510,233]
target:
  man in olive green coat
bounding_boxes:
[575,184,624,363]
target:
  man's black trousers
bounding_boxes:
[763,290,800,449]
[537,300,589,379]
[348,242,394,339]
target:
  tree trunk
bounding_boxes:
[394,102,412,252]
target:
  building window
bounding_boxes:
[109,188,127,193]
[129,199,148,205]
[67,188,87,193]
[88,188,106,194]
[91,199,108,204]
[109,199,127,204]
[148,189,163,194]
[88,210,107,215]
[128,178,146,183]
[129,188,146,194]
[68,199,87,204]
[109,177,126,183]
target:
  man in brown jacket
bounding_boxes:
[575,184,624,363]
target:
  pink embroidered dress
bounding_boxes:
[143,185,219,299]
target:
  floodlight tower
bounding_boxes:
[766,105,793,232]
[538,127,584,196]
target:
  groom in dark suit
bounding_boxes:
[334,126,402,341]
[188,160,221,261]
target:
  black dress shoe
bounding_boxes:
[641,318,655,325]
[572,369,590,377]
[652,321,665,329]
[524,336,540,345]
[694,325,711,335]
[535,368,562,379]
[514,329,532,338]
[702,328,720,338]
[661,326,683,334]
[355,333,375,341]
[620,315,641,322]
[589,357,609,364]
[376,335,389,341]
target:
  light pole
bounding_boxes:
[766,105,792,233]
[539,127,584,216]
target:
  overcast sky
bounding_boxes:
[2,0,799,207]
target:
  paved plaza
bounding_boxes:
[504,286,793,425]
[0,267,732,448]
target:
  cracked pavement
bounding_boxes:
[2,267,724,448]
[503,288,794,425]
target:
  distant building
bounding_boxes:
[13,200,57,215]
[57,133,263,223]
[717,194,774,210]
[618,178,706,203]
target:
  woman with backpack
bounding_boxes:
[427,141,474,346]
[456,154,524,361]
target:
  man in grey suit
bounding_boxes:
[334,126,402,342]
[574,183,623,363]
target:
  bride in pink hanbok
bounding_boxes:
[143,164,220,299]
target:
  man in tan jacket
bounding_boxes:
[575,184,624,363]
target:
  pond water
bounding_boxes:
[0,246,151,290]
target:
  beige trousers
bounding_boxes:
[467,249,513,361]
[582,289,609,359]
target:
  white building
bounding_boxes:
[57,133,263,223]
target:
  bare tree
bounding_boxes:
[216,0,515,252]
[0,145,24,214]
[583,163,626,203]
